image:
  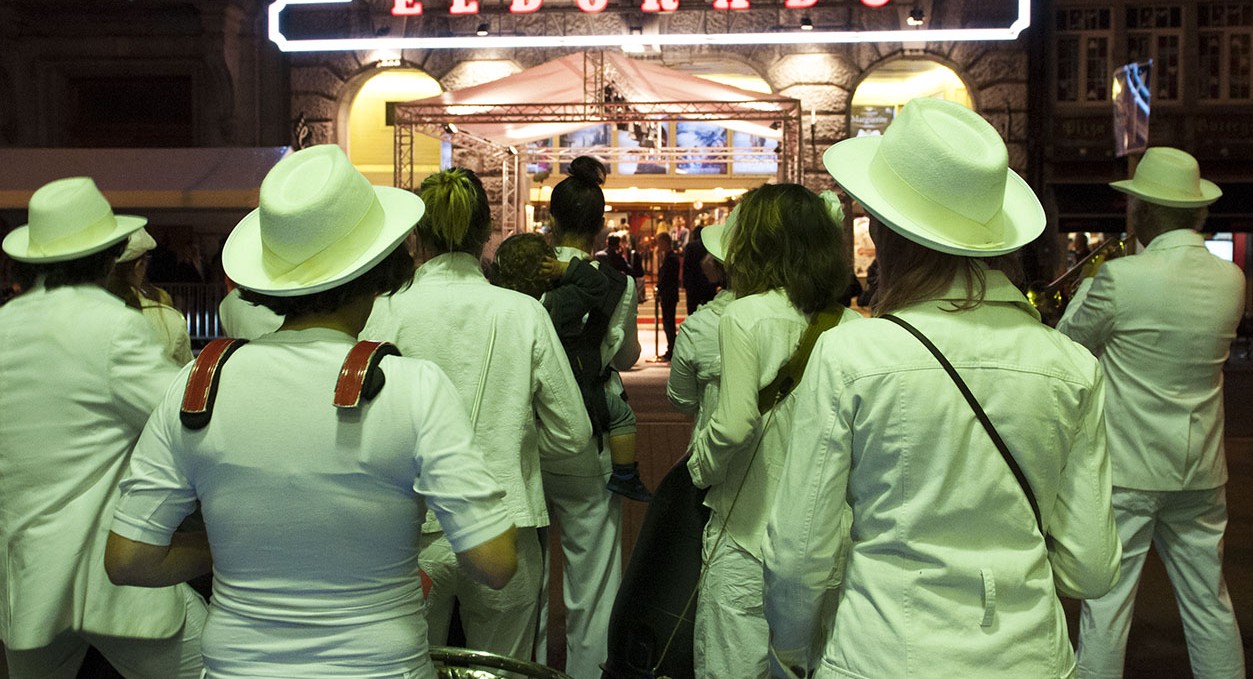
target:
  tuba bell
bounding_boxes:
[1029,235,1135,326]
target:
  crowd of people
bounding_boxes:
[0,96,1245,679]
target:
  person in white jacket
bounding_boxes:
[666,218,735,439]
[363,167,591,664]
[0,177,206,678]
[1059,147,1246,679]
[687,183,861,679]
[764,97,1121,679]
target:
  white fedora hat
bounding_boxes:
[2,177,147,263]
[1110,147,1221,207]
[117,227,158,263]
[824,97,1044,257]
[702,207,735,264]
[222,144,424,297]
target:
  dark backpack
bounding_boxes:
[562,264,629,439]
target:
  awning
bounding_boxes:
[0,147,290,209]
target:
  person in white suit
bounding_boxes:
[764,98,1121,679]
[1060,147,1246,679]
[0,177,206,678]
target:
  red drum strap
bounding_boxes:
[333,341,401,408]
[180,338,248,430]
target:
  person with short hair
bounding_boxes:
[1059,147,1246,679]
[103,144,518,677]
[1,177,207,679]
[687,183,860,679]
[363,167,591,664]
[655,231,681,361]
[763,97,1120,679]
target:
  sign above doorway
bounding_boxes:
[268,0,1031,51]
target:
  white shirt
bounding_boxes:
[139,297,193,366]
[687,289,861,558]
[764,270,1120,679]
[218,287,283,340]
[0,285,185,649]
[1058,228,1245,491]
[363,252,592,527]
[112,327,512,678]
[667,289,735,437]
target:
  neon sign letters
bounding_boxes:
[268,0,1031,51]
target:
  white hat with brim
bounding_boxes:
[824,98,1044,258]
[118,227,158,263]
[222,144,424,297]
[2,177,147,263]
[703,215,731,264]
[1109,147,1222,208]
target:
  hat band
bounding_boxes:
[868,152,1006,249]
[262,195,386,287]
[28,211,118,258]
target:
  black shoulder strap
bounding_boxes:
[882,314,1043,534]
[757,304,845,414]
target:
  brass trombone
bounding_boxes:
[1029,235,1135,325]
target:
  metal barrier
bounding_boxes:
[158,282,226,343]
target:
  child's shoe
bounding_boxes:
[607,462,653,502]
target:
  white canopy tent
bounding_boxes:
[392,52,803,233]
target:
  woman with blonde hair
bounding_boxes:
[106,228,194,365]
[763,98,1119,678]
[363,167,591,662]
[687,183,860,679]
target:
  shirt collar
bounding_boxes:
[1145,228,1204,252]
[554,245,591,261]
[929,263,1040,320]
[259,327,356,345]
[413,251,487,283]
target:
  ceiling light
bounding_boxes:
[476,22,490,36]
[800,16,814,30]
[907,7,926,25]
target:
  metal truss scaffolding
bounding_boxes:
[393,52,803,235]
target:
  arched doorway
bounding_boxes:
[345,68,444,186]
[846,59,973,294]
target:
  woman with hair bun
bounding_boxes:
[541,155,642,679]
[687,183,860,679]
[363,167,592,663]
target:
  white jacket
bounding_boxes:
[0,285,185,649]
[363,252,591,528]
[764,270,1120,678]
[667,289,735,437]
[1058,228,1245,490]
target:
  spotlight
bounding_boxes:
[444,123,459,135]
[800,16,814,30]
[907,6,925,25]
[476,22,490,36]
[507,145,518,156]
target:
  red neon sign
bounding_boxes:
[392,0,763,15]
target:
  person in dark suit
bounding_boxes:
[682,226,718,314]
[656,232,681,361]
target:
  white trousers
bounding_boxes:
[694,520,769,679]
[5,584,207,679]
[538,468,622,679]
[1077,486,1245,679]
[420,528,545,662]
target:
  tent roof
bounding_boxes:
[400,52,793,145]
